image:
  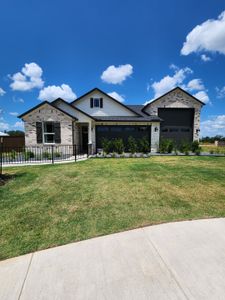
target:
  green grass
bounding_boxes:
[1,157,225,260]
[200,144,225,154]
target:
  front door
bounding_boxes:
[81,126,88,153]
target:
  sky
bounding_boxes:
[0,0,225,136]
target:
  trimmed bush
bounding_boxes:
[138,136,150,153]
[191,141,200,153]
[101,138,112,154]
[113,138,124,154]
[24,151,35,160]
[127,136,138,154]
[179,140,191,154]
[159,139,174,153]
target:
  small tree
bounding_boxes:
[159,139,174,153]
[113,138,124,154]
[127,136,137,154]
[179,140,191,154]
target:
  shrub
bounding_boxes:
[101,138,111,154]
[113,138,124,154]
[24,151,35,160]
[42,151,51,159]
[54,152,61,158]
[191,141,200,153]
[159,139,174,153]
[9,150,17,160]
[138,136,150,153]
[195,149,201,156]
[179,140,191,153]
[127,136,138,154]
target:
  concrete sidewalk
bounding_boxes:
[1,218,225,300]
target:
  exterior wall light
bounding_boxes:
[154,126,159,132]
[196,128,200,133]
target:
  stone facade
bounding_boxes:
[144,89,203,140]
[22,103,74,146]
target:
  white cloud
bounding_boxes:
[201,54,211,62]
[13,97,24,103]
[201,115,225,136]
[216,86,225,99]
[187,79,205,91]
[151,67,192,99]
[38,84,77,102]
[14,121,24,129]
[194,91,210,104]
[0,87,6,96]
[101,64,133,84]
[107,91,125,102]
[181,11,225,56]
[10,62,44,91]
[9,112,19,116]
[145,65,210,105]
[0,122,9,131]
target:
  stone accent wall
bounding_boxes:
[22,103,74,146]
[144,89,203,140]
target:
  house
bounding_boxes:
[18,87,205,153]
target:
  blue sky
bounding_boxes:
[0,0,225,136]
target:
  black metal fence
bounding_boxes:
[0,144,88,166]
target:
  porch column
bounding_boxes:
[88,121,93,155]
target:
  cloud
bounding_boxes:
[187,79,205,91]
[101,64,133,84]
[194,91,210,104]
[38,84,77,101]
[14,121,24,128]
[107,91,125,102]
[0,122,9,131]
[150,67,192,99]
[145,65,210,105]
[181,11,225,56]
[9,112,19,116]
[10,62,44,91]
[13,97,24,103]
[201,115,225,136]
[0,87,6,96]
[201,54,211,62]
[216,86,225,99]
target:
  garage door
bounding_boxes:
[96,125,151,150]
[158,108,194,144]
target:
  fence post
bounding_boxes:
[51,145,54,164]
[74,144,77,162]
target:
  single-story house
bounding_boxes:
[18,86,205,153]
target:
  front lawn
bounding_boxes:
[1,157,225,260]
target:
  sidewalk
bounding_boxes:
[1,218,225,299]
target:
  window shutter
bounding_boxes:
[90,98,93,108]
[100,98,103,108]
[36,122,43,144]
[54,122,61,143]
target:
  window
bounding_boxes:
[162,128,168,132]
[170,128,179,132]
[181,128,190,132]
[94,98,100,107]
[138,126,148,132]
[43,122,55,143]
[111,127,122,132]
[125,127,135,131]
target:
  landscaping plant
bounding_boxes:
[113,138,124,154]
[138,136,149,153]
[127,136,138,154]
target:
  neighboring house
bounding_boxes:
[18,87,205,153]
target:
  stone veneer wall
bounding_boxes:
[144,90,203,140]
[23,104,74,146]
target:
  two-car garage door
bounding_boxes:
[158,108,194,144]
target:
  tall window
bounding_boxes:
[93,98,100,107]
[43,122,55,143]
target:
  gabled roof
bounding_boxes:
[18,101,78,120]
[70,87,140,116]
[51,98,95,120]
[142,86,206,112]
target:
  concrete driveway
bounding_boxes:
[1,218,225,300]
